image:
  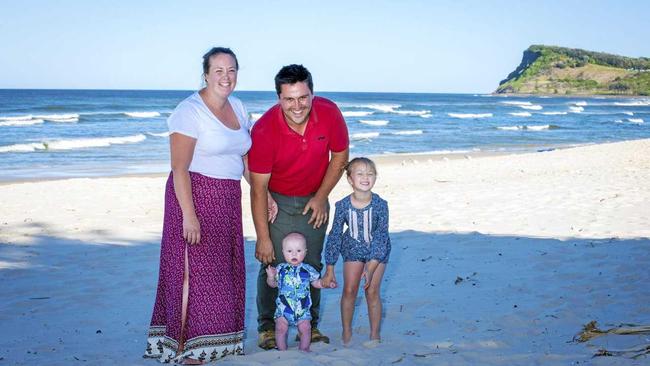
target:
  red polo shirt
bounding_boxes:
[249,96,349,196]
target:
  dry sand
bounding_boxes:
[1,139,649,365]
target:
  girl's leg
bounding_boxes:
[341,261,365,345]
[297,320,312,351]
[364,263,387,341]
[275,317,289,351]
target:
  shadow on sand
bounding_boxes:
[1,228,649,365]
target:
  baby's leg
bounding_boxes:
[341,261,365,345]
[297,320,312,351]
[275,317,289,350]
[365,263,387,341]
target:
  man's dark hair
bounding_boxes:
[274,64,313,95]
[202,47,239,75]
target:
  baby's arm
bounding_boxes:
[265,266,278,288]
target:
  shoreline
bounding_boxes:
[0,140,607,186]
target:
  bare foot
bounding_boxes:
[342,329,352,346]
[363,339,381,348]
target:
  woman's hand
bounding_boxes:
[183,214,201,245]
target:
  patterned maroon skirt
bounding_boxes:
[145,172,245,363]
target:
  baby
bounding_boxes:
[266,232,336,351]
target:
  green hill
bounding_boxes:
[496,45,650,96]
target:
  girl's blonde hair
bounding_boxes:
[345,157,377,176]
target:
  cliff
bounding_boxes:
[496,45,650,95]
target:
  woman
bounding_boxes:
[144,47,251,364]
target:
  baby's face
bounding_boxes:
[282,237,307,265]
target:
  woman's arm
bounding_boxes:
[170,133,200,245]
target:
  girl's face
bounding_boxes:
[347,162,376,193]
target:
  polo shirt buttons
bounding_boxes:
[301,138,307,151]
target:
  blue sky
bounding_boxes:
[1,0,649,93]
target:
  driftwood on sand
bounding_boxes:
[575,321,650,359]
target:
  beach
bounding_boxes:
[1,139,649,365]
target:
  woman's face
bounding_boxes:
[205,53,238,98]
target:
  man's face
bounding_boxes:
[278,81,313,126]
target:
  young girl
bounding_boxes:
[322,157,391,345]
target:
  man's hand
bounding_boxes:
[302,195,328,229]
[255,237,275,265]
[267,194,278,223]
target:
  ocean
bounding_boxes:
[1,89,649,181]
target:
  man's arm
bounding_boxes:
[250,172,275,264]
[302,148,349,228]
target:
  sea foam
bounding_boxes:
[125,111,161,118]
[391,109,430,116]
[0,114,33,121]
[542,111,568,115]
[0,119,45,127]
[0,134,147,153]
[501,101,532,106]
[448,113,493,119]
[628,118,644,124]
[509,112,532,117]
[351,132,380,140]
[519,104,543,110]
[359,120,389,126]
[614,100,650,106]
[343,111,373,117]
[392,130,423,135]
[497,124,556,131]
[569,106,584,113]
[363,104,401,113]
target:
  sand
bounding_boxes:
[1,139,649,365]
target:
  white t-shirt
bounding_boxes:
[167,92,253,180]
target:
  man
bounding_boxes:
[248,64,349,350]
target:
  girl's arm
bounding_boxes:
[324,200,347,267]
[321,265,337,288]
[363,260,380,290]
[369,198,390,263]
